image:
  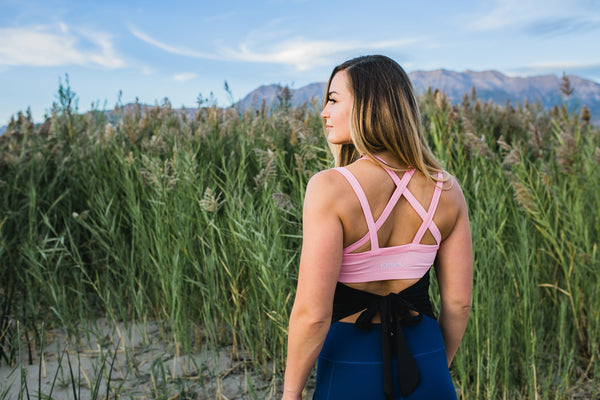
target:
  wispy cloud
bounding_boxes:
[129,25,422,71]
[220,37,423,71]
[525,17,599,37]
[140,66,154,75]
[0,23,125,68]
[527,61,600,69]
[202,11,238,23]
[506,60,600,82]
[173,72,197,82]
[466,0,530,31]
[129,26,219,59]
[466,0,599,33]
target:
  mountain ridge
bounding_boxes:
[2,70,598,135]
[238,69,600,123]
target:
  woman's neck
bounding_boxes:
[369,151,408,170]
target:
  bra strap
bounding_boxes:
[413,172,444,244]
[334,167,380,249]
[375,168,414,228]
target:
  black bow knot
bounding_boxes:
[354,292,423,399]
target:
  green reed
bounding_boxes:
[0,82,598,398]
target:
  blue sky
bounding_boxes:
[1,0,599,126]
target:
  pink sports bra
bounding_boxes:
[334,163,444,283]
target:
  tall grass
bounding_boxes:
[1,81,598,398]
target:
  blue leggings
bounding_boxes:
[314,316,457,399]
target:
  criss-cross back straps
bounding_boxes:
[334,167,415,251]
[334,167,379,249]
[374,168,414,230]
[404,171,444,244]
[336,167,446,251]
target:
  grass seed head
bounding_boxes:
[71,211,88,219]
[464,131,491,158]
[509,178,539,215]
[496,138,512,152]
[199,187,223,212]
[104,123,115,141]
[580,106,591,124]
[126,151,135,165]
[502,146,521,168]
[272,193,294,212]
[459,116,492,158]
[527,122,545,156]
[434,90,449,111]
[556,131,578,173]
[560,73,575,97]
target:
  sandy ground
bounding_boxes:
[0,319,315,399]
[4,320,595,399]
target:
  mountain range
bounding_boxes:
[2,70,599,135]
[239,69,600,124]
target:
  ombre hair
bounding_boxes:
[324,55,444,181]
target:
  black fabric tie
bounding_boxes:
[354,292,423,399]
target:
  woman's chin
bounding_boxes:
[327,135,352,145]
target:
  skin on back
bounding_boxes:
[331,155,463,321]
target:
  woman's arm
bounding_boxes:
[282,171,344,400]
[435,178,473,366]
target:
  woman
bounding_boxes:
[282,55,472,400]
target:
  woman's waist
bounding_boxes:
[332,274,435,322]
[338,307,421,324]
[320,316,445,362]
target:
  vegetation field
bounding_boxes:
[0,79,599,399]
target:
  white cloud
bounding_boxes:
[173,72,197,82]
[504,60,600,82]
[466,0,599,32]
[0,23,125,68]
[129,26,219,59]
[140,66,154,75]
[129,25,422,71]
[527,60,599,69]
[202,11,237,23]
[220,37,423,71]
[466,0,529,31]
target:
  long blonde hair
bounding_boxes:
[324,55,443,181]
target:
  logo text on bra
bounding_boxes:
[380,261,403,268]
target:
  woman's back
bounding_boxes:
[330,155,462,302]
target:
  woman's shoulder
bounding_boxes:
[440,172,467,203]
[416,171,467,241]
[308,161,385,192]
[438,172,469,225]
[306,168,349,195]
[303,168,354,215]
